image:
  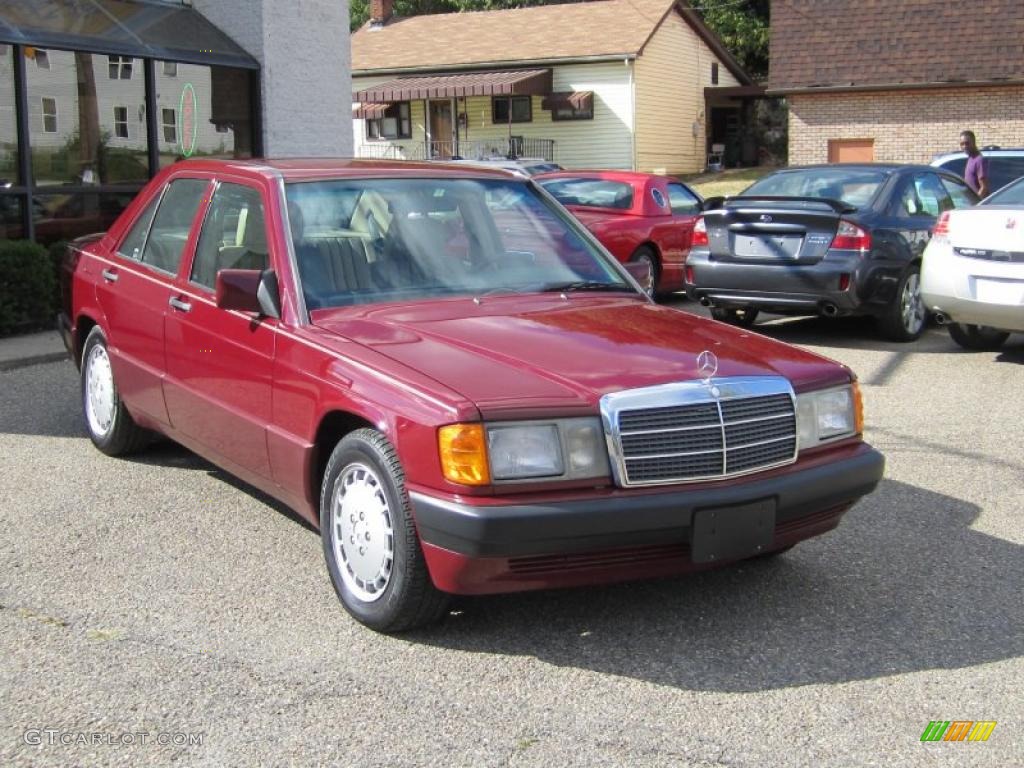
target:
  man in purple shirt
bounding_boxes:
[960,130,990,197]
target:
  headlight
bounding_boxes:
[438,418,609,484]
[796,382,863,450]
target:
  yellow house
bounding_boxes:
[351,0,752,175]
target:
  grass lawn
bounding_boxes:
[680,166,777,199]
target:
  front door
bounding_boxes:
[163,178,275,479]
[428,100,455,159]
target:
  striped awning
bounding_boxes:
[352,102,392,119]
[355,69,552,102]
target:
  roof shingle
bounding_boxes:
[352,0,678,72]
[769,0,1024,92]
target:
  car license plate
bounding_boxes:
[733,235,802,259]
[691,499,776,564]
[974,278,1024,305]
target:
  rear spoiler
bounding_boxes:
[703,195,858,214]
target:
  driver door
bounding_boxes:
[162,178,276,479]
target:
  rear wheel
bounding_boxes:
[947,323,1010,351]
[629,245,660,296]
[710,305,759,328]
[81,326,149,456]
[320,429,449,632]
[880,263,927,341]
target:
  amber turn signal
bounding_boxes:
[438,423,490,485]
[852,380,864,435]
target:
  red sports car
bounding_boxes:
[60,158,884,632]
[536,170,703,295]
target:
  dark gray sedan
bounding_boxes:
[685,164,978,341]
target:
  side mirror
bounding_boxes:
[215,268,281,318]
[623,260,654,296]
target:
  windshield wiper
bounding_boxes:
[539,280,631,293]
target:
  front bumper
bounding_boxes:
[412,443,884,594]
[686,249,874,314]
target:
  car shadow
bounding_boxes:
[0,360,85,438]
[127,440,319,533]
[408,478,1023,693]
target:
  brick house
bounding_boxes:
[351,0,751,174]
[769,0,1024,164]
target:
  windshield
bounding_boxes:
[537,178,634,209]
[743,169,888,209]
[285,178,632,310]
[983,176,1024,205]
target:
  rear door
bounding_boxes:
[95,177,210,425]
[885,172,954,261]
[163,178,276,479]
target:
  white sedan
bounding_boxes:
[921,177,1024,350]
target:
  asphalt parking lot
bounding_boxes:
[1,300,1021,767]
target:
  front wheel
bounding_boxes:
[880,264,927,341]
[320,429,449,632]
[947,323,1010,351]
[710,306,759,328]
[81,326,149,456]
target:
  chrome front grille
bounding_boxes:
[601,378,797,487]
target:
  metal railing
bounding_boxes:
[355,138,556,162]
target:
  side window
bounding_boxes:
[940,176,977,209]
[191,183,268,290]
[141,178,209,274]
[915,173,952,215]
[667,182,701,215]
[896,174,948,218]
[117,196,159,260]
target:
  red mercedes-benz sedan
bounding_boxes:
[59,159,884,632]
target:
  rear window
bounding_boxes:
[538,178,634,209]
[743,169,887,209]
[984,176,1024,205]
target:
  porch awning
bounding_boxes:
[355,69,553,102]
[542,91,593,110]
[0,0,258,69]
[352,102,392,119]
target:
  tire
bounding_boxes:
[879,263,927,341]
[710,305,759,328]
[81,326,149,456]
[629,245,660,296]
[947,323,1010,351]
[320,428,449,633]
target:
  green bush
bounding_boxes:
[0,239,56,337]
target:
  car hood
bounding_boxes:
[311,296,849,418]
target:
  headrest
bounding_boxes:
[243,202,268,254]
[287,201,304,243]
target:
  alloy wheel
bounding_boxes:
[331,462,395,602]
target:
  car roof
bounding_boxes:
[535,169,677,184]
[765,163,930,174]
[164,157,524,182]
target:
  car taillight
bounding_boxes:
[692,216,709,247]
[932,211,950,240]
[831,219,871,251]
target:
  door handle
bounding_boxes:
[101,269,118,283]
[168,296,192,313]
